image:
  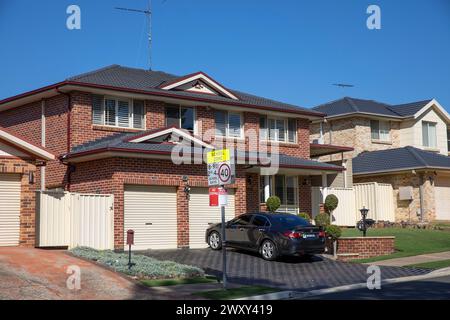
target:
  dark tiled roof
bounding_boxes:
[66,130,343,171]
[312,97,432,118]
[353,146,450,175]
[67,65,322,116]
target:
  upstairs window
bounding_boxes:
[447,129,450,152]
[422,121,437,148]
[92,95,145,129]
[214,111,243,138]
[165,105,194,132]
[370,120,390,141]
[260,116,297,143]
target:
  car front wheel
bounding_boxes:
[208,231,222,250]
[260,239,278,261]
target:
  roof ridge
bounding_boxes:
[312,97,348,110]
[344,97,360,112]
[67,64,120,81]
[405,146,428,166]
[392,99,433,107]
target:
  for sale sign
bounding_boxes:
[207,149,235,186]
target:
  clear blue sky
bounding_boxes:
[1,0,450,110]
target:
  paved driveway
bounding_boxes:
[139,248,430,291]
[0,248,164,300]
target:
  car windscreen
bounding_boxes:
[271,215,311,229]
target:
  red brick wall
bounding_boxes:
[70,158,250,249]
[0,158,37,247]
[335,236,395,260]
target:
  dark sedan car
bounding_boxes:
[205,212,326,261]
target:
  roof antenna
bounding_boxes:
[332,83,354,88]
[115,1,153,70]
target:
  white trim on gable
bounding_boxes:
[160,73,240,101]
[414,99,450,124]
[129,127,215,149]
[0,129,55,161]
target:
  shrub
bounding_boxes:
[297,212,311,222]
[70,247,204,280]
[314,212,330,227]
[324,194,339,213]
[266,196,281,213]
[325,224,342,240]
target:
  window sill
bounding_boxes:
[261,140,298,147]
[92,125,145,133]
[371,140,392,145]
[424,147,440,153]
[214,136,245,142]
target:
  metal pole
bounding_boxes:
[221,190,227,289]
[128,244,132,269]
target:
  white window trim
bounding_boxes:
[95,96,146,130]
[215,111,244,139]
[260,116,297,144]
[371,120,391,142]
[165,105,196,133]
[260,175,299,206]
[422,121,437,148]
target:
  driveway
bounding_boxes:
[0,247,167,300]
[139,248,431,291]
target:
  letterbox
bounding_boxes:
[126,229,135,245]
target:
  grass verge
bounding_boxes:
[193,286,280,300]
[407,259,450,270]
[141,275,217,287]
[341,228,450,263]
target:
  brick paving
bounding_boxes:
[139,248,430,291]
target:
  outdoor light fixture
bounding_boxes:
[358,206,369,237]
[184,184,191,200]
[28,172,35,184]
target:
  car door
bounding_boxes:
[226,215,253,247]
[247,215,271,249]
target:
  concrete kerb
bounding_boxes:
[236,267,450,300]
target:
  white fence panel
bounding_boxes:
[37,192,114,249]
[311,187,323,218]
[70,193,114,250]
[37,192,71,247]
[354,183,395,222]
[327,188,357,226]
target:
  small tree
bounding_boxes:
[266,196,281,213]
[324,194,339,224]
[314,212,330,228]
[325,224,342,258]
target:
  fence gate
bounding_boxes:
[36,191,114,250]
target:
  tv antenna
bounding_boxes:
[333,83,354,88]
[115,1,153,70]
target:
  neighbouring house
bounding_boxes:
[310,96,450,222]
[0,127,54,247]
[0,65,349,250]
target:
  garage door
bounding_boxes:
[0,174,21,247]
[189,188,236,249]
[124,185,178,250]
[435,177,450,220]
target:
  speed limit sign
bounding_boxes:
[207,149,235,186]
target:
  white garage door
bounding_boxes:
[435,177,450,220]
[189,188,236,249]
[124,185,178,250]
[0,174,21,247]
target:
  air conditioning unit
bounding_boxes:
[399,186,413,200]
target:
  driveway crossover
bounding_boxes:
[139,248,430,291]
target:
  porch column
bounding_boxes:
[321,172,328,200]
[264,175,270,202]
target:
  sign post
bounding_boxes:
[207,149,234,289]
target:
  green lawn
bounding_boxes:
[341,228,450,263]
[141,276,217,287]
[407,259,450,270]
[193,286,279,300]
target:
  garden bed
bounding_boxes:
[70,247,204,280]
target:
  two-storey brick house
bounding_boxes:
[0,65,345,249]
[310,97,450,222]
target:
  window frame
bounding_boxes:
[92,95,146,130]
[260,116,297,143]
[165,105,196,132]
[370,119,391,142]
[422,121,437,148]
[259,175,299,206]
[214,110,243,138]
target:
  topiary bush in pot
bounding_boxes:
[314,212,330,227]
[266,196,281,213]
[324,194,339,224]
[325,224,342,258]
